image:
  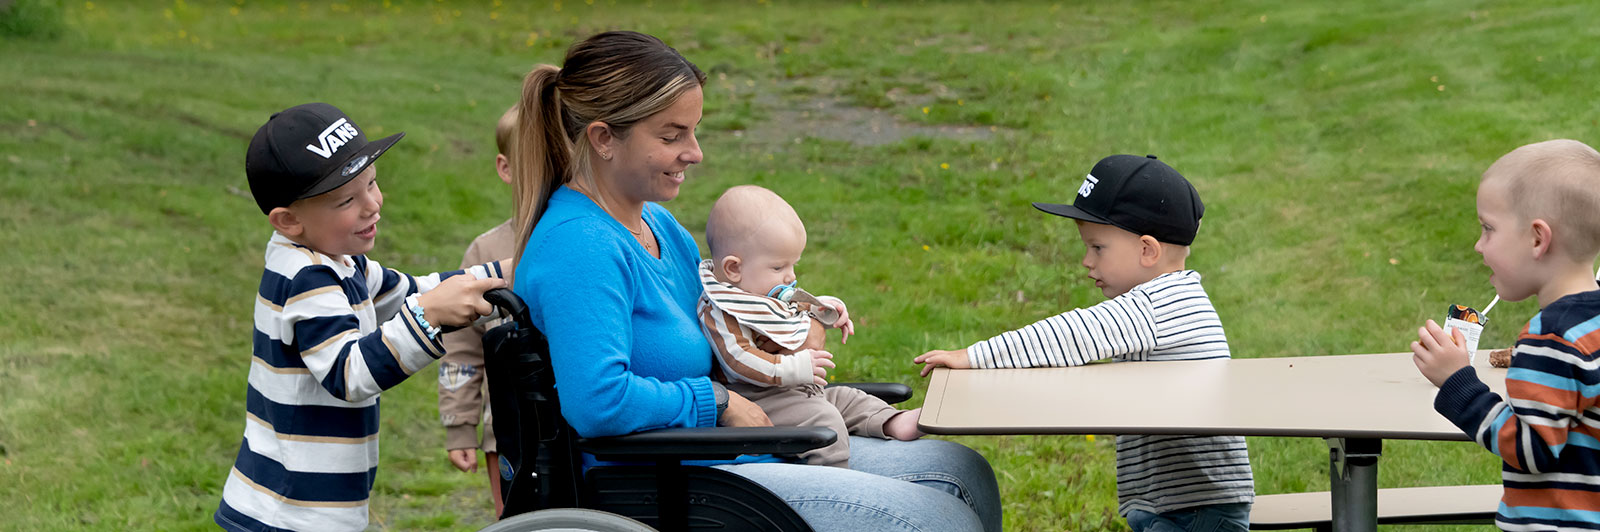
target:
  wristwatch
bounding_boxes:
[710,382,729,418]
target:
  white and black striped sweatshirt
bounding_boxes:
[967,270,1254,516]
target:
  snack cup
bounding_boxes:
[1445,319,1483,365]
[1445,304,1486,365]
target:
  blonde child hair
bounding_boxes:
[1481,139,1600,259]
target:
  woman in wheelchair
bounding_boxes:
[501,31,1001,531]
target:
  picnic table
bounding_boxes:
[919,352,1508,531]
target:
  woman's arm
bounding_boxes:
[517,221,718,437]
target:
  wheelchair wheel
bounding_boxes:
[477,508,657,532]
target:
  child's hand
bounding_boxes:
[914,348,971,377]
[497,257,515,276]
[809,350,836,386]
[819,297,855,343]
[417,276,507,327]
[447,449,477,473]
[1411,319,1470,388]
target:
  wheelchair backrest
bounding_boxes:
[482,288,583,519]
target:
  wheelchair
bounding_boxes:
[478,288,913,532]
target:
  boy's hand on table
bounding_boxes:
[914,348,970,377]
[447,449,477,473]
[418,276,507,327]
[1411,319,1470,388]
[808,350,836,386]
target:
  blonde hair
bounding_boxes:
[705,185,806,263]
[511,31,707,260]
[1482,139,1600,259]
[494,105,518,156]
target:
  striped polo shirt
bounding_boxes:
[968,270,1254,515]
[1434,290,1600,531]
[215,232,503,532]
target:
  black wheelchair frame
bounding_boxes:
[480,288,911,531]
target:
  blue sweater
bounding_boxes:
[513,186,719,437]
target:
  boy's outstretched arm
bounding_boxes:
[914,348,971,377]
[287,261,504,403]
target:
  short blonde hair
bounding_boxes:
[705,185,805,262]
[1482,139,1600,259]
[494,105,518,156]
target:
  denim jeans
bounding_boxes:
[717,437,1002,532]
[1125,503,1252,532]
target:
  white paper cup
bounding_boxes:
[1445,318,1484,365]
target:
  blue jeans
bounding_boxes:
[717,437,1002,532]
[1126,503,1252,532]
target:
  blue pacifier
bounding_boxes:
[766,280,798,302]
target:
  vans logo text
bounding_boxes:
[1078,174,1099,197]
[306,119,360,159]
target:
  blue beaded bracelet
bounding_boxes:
[405,294,441,339]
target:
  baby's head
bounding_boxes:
[1033,154,1202,298]
[246,103,404,259]
[705,185,807,296]
[1474,139,1600,301]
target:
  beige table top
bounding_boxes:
[920,352,1508,441]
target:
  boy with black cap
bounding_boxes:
[915,154,1254,532]
[215,102,508,532]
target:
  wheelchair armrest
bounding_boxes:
[826,382,912,404]
[577,426,836,462]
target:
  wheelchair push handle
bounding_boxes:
[484,287,534,330]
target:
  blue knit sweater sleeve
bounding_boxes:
[514,203,717,437]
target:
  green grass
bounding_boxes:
[4,0,1590,529]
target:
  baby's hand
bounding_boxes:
[817,296,854,344]
[809,350,836,386]
[497,257,515,277]
[1410,319,1470,388]
[417,275,507,327]
[913,348,971,377]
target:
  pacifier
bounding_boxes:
[766,280,798,302]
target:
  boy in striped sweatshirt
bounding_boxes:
[1412,139,1600,531]
[699,185,923,467]
[916,155,1254,531]
[216,103,508,532]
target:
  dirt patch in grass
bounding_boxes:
[736,78,1000,147]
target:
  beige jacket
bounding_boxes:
[438,219,516,453]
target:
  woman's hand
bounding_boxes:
[719,390,772,427]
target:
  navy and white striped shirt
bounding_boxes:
[215,232,504,532]
[968,270,1254,516]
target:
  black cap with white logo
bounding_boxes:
[245,102,405,214]
[1032,154,1205,245]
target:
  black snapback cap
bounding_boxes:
[245,102,404,214]
[1032,154,1205,245]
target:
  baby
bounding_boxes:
[698,185,920,467]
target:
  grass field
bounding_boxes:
[5,0,1594,530]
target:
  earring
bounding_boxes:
[600,151,612,160]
